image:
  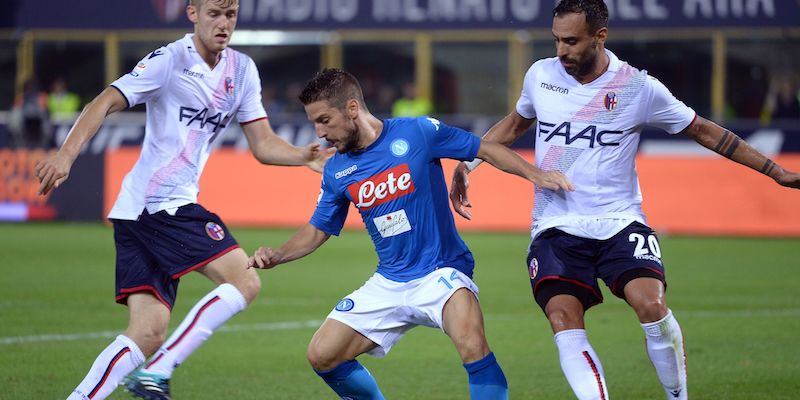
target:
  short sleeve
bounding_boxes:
[645,75,696,134]
[237,56,268,124]
[111,47,172,108]
[309,174,349,236]
[417,117,480,161]
[515,63,539,120]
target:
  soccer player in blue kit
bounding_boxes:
[35,1,331,399]
[450,1,800,399]
[247,68,575,399]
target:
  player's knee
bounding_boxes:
[633,298,668,323]
[232,269,261,305]
[128,326,168,356]
[545,304,583,331]
[454,336,490,363]
[306,343,338,371]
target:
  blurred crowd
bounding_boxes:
[9,77,80,149]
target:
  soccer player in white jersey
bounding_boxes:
[450,1,800,399]
[34,1,330,399]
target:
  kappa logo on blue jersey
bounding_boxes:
[335,298,355,312]
[426,117,441,131]
[335,164,358,179]
[390,139,409,157]
[205,222,225,241]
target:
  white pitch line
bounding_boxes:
[4,308,799,346]
[0,320,324,346]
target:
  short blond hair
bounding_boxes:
[189,0,238,10]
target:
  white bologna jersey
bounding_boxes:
[108,34,266,220]
[516,49,696,240]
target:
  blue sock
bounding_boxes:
[316,359,385,400]
[463,352,508,400]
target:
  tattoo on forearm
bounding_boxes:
[713,130,742,158]
[760,159,775,176]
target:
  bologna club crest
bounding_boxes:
[529,258,539,279]
[604,92,618,111]
[225,77,235,95]
[205,222,225,241]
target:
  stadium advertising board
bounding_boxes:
[12,0,800,30]
[3,116,799,236]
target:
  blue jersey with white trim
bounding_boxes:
[311,117,480,282]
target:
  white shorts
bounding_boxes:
[326,267,479,358]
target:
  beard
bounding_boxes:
[337,120,361,153]
[561,40,599,78]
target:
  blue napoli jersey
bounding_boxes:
[310,117,481,282]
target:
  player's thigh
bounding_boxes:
[125,292,171,354]
[597,222,666,299]
[198,248,260,301]
[308,318,378,366]
[527,229,604,311]
[442,288,489,362]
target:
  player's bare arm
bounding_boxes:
[248,223,331,269]
[242,119,334,173]
[477,140,574,192]
[450,112,537,220]
[682,116,800,189]
[35,87,128,196]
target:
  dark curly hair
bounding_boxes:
[553,0,609,34]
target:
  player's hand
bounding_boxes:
[35,151,75,196]
[774,167,800,189]
[449,162,473,220]
[247,246,281,269]
[533,170,575,192]
[305,143,335,173]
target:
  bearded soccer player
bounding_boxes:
[248,68,573,399]
[450,1,800,399]
[35,1,331,399]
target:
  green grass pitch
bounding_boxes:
[1,223,798,399]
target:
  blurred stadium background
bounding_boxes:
[1,1,800,399]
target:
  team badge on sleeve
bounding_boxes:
[604,92,618,111]
[335,298,355,312]
[129,62,147,77]
[205,222,225,241]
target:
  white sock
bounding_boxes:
[67,335,145,400]
[554,329,609,400]
[143,283,247,377]
[641,309,687,400]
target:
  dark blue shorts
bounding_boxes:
[526,222,666,311]
[111,204,239,309]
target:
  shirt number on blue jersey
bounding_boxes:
[629,233,662,259]
[437,270,463,290]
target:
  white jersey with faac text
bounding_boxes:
[108,34,266,220]
[516,49,695,240]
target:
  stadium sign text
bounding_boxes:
[15,0,796,29]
